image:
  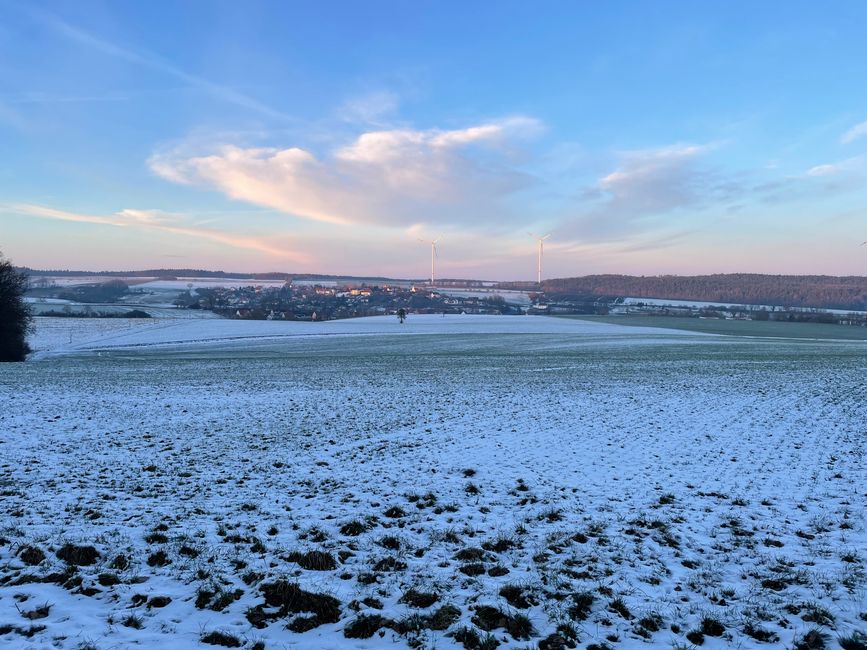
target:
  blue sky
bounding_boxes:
[1,0,866,279]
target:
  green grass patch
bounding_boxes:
[557,314,867,341]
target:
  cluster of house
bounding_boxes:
[174,282,522,320]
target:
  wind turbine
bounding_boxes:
[418,236,441,285]
[528,232,551,284]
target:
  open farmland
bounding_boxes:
[560,315,867,342]
[1,315,865,649]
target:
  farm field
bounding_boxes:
[0,315,865,649]
[25,314,706,360]
[562,314,867,341]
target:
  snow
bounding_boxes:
[134,279,287,290]
[622,296,867,316]
[2,315,865,649]
[26,302,222,319]
[26,314,707,359]
[24,297,77,305]
[434,289,533,306]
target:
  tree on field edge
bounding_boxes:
[0,251,33,362]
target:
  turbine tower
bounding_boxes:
[528,232,551,285]
[418,237,441,285]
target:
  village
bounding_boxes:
[171,282,526,320]
[168,280,867,327]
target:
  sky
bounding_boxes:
[1,0,867,280]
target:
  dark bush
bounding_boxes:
[0,254,32,362]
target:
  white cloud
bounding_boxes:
[804,155,866,180]
[148,117,543,228]
[841,120,867,144]
[806,163,839,177]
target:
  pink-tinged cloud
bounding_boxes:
[148,117,542,228]
[4,204,309,262]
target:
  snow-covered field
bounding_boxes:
[133,279,288,291]
[26,314,707,359]
[620,297,867,317]
[434,289,533,307]
[1,316,864,649]
[24,301,222,319]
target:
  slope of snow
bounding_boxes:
[27,314,706,359]
[2,321,864,649]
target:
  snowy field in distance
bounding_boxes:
[133,278,288,290]
[26,313,707,359]
[621,296,867,317]
[1,316,865,649]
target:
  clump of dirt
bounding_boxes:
[454,547,486,562]
[344,614,393,639]
[399,588,440,608]
[147,550,170,567]
[499,584,537,609]
[568,592,595,620]
[286,550,337,571]
[373,557,407,572]
[56,544,99,566]
[19,546,45,566]
[200,630,242,647]
[247,580,342,631]
[459,563,486,576]
[472,605,534,640]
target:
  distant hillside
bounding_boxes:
[541,274,867,311]
[19,267,867,311]
[19,268,485,285]
[19,268,405,283]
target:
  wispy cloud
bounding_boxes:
[806,163,840,177]
[26,6,291,121]
[841,119,867,144]
[561,144,733,240]
[149,117,543,228]
[336,90,400,126]
[2,204,308,261]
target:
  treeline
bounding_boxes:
[57,280,130,303]
[40,309,151,319]
[541,274,867,311]
[21,268,401,282]
[22,267,278,279]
